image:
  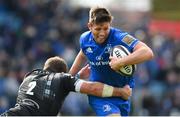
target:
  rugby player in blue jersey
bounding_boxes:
[69,7,154,116]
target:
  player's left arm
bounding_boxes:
[123,41,154,64]
[110,41,154,71]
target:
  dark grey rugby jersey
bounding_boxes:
[16,69,77,116]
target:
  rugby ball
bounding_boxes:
[111,45,136,76]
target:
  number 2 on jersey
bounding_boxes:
[26,81,36,95]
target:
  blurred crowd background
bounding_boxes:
[0,0,180,116]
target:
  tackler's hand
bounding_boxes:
[119,85,132,100]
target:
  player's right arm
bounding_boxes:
[62,73,132,100]
[75,79,131,100]
[72,63,131,100]
[69,50,87,76]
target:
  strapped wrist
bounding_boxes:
[102,84,114,97]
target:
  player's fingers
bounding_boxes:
[124,85,132,96]
[83,64,89,69]
[86,64,91,69]
[83,64,91,71]
[124,85,130,88]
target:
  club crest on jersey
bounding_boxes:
[122,35,136,46]
[103,104,111,112]
[104,44,112,53]
[96,56,103,61]
[86,47,93,53]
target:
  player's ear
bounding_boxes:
[88,22,92,30]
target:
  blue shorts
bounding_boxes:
[88,96,130,116]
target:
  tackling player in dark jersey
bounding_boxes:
[1,56,131,116]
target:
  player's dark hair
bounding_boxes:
[89,7,113,24]
[43,56,68,73]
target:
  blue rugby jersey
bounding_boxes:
[79,28,139,113]
[80,27,139,88]
[80,28,139,116]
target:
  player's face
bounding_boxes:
[88,22,110,44]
